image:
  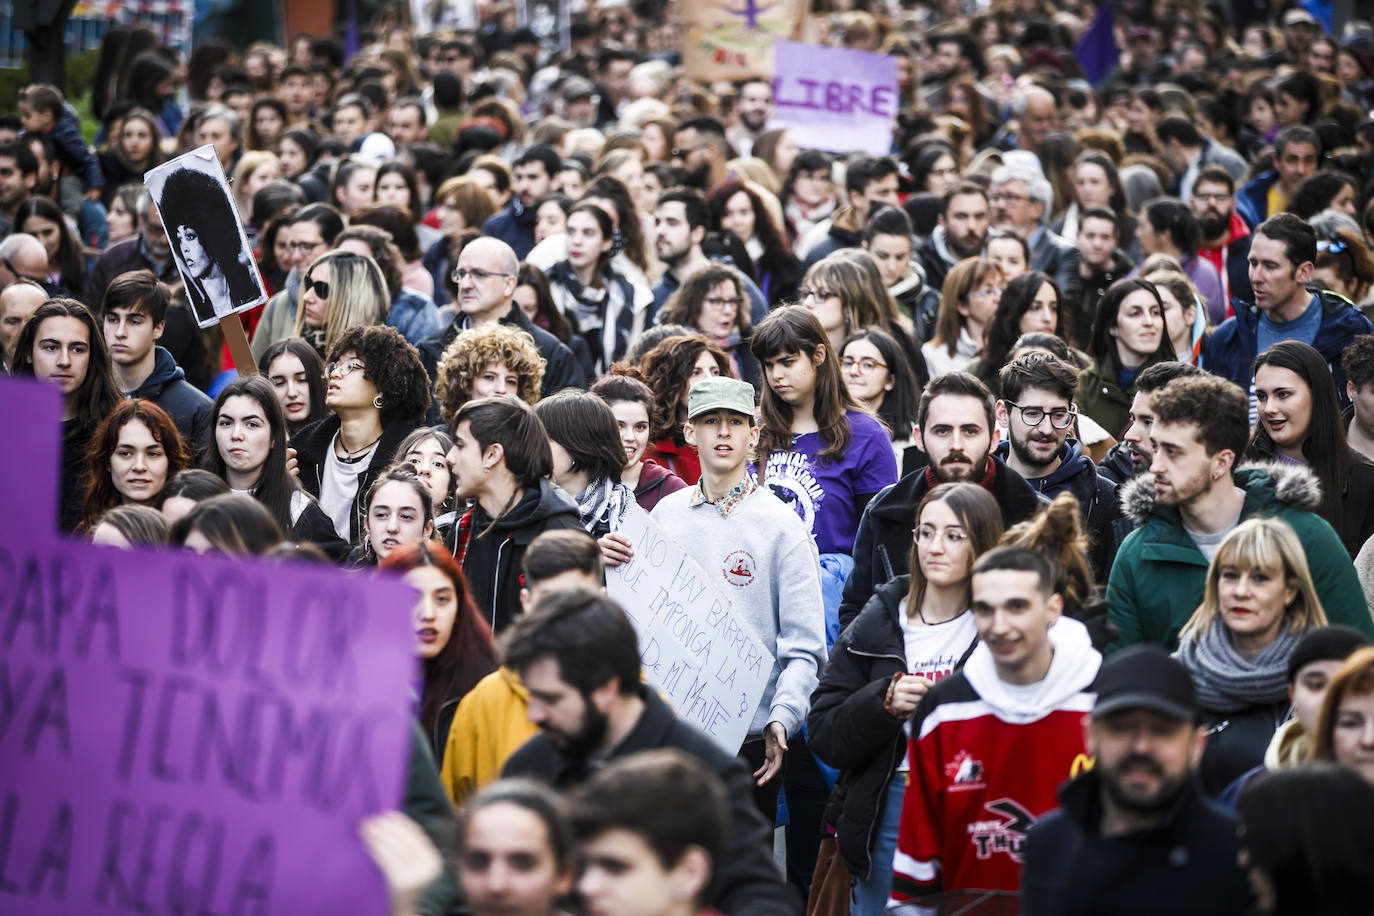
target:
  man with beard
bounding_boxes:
[727,78,774,158]
[1022,647,1252,914]
[1236,127,1320,227]
[1192,165,1253,305]
[482,145,559,259]
[1098,360,1205,487]
[671,116,732,194]
[915,182,991,298]
[837,372,1045,632]
[500,588,799,916]
[994,354,1122,580]
[1106,375,1372,651]
[650,187,768,323]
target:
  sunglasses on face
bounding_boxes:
[303,276,330,299]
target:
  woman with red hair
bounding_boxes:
[380,542,500,762]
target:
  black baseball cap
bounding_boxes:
[1092,646,1197,722]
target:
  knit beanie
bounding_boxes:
[1286,625,1372,682]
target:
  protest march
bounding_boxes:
[4,0,1374,912]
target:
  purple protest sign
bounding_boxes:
[772,41,898,157]
[0,375,418,915]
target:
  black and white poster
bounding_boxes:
[144,146,268,329]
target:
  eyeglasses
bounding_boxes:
[968,285,1005,300]
[326,359,366,379]
[303,276,330,299]
[914,526,967,546]
[1004,401,1076,428]
[841,356,888,373]
[1192,192,1230,203]
[451,267,513,283]
[703,296,743,311]
[802,287,839,301]
[991,191,1032,204]
[670,144,703,160]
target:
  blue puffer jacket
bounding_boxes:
[387,288,444,345]
[1204,288,1374,410]
[1235,170,1278,227]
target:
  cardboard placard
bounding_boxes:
[606,507,774,755]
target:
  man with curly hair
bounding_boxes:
[417,237,584,398]
[435,322,546,428]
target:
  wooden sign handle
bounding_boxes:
[222,313,257,377]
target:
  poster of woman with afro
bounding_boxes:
[144,146,267,328]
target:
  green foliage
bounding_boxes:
[0,49,103,141]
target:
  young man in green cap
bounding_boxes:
[650,375,826,824]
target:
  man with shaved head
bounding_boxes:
[416,236,584,397]
[0,278,47,370]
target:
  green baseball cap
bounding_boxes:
[687,376,756,420]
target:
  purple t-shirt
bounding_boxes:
[762,410,898,555]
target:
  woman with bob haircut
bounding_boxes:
[455,779,576,916]
[435,323,545,429]
[12,298,123,532]
[535,389,634,538]
[89,504,170,549]
[970,271,1067,394]
[157,166,262,324]
[258,337,329,436]
[291,325,432,545]
[169,492,284,556]
[589,372,687,511]
[809,483,1003,915]
[446,396,583,633]
[380,541,499,762]
[639,334,735,486]
[1246,340,1374,558]
[921,257,1006,378]
[1175,517,1329,794]
[1312,645,1374,786]
[802,250,921,377]
[205,376,342,555]
[83,399,189,530]
[1077,277,1173,437]
[707,180,800,306]
[841,327,920,460]
[657,262,758,389]
[294,250,390,360]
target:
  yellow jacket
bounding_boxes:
[440,666,538,805]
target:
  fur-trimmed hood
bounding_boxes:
[1119,461,1323,526]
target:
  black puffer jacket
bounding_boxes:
[808,577,975,878]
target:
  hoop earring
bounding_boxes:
[373,395,384,409]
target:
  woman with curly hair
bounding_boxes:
[157,166,263,325]
[657,263,758,389]
[640,334,734,486]
[294,250,390,360]
[204,375,343,555]
[291,325,433,545]
[82,399,189,530]
[435,323,545,429]
[380,541,499,761]
[708,180,800,306]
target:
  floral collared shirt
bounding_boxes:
[686,476,757,518]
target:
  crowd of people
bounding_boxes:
[6,0,1374,913]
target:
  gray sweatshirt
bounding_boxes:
[651,486,826,737]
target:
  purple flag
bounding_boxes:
[1075,1,1118,87]
[771,41,898,157]
[0,375,418,915]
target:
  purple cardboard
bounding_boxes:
[0,375,418,915]
[771,41,898,156]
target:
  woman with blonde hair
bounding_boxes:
[921,257,1005,377]
[434,323,545,428]
[1175,517,1329,794]
[294,250,391,360]
[802,250,920,373]
[231,151,283,226]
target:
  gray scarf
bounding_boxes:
[576,476,632,536]
[1174,615,1300,714]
